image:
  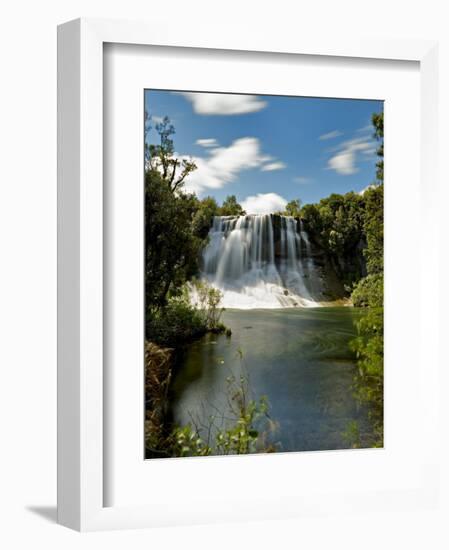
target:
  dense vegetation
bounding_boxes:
[298,188,381,288]
[144,116,272,458]
[349,112,384,448]
[145,117,245,346]
[144,111,384,456]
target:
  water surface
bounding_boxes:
[171,307,371,453]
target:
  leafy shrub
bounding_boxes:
[218,195,245,216]
[146,296,207,348]
[351,273,383,307]
[363,185,383,274]
[145,351,279,458]
[349,307,384,447]
[168,372,275,457]
[191,279,224,331]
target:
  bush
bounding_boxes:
[351,273,383,307]
[191,279,224,331]
[350,307,384,446]
[168,373,276,457]
[146,296,207,348]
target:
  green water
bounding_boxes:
[170,307,372,452]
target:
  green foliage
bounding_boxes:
[350,307,384,446]
[191,279,225,331]
[345,111,384,448]
[372,112,384,183]
[300,182,383,291]
[167,373,274,457]
[145,117,232,356]
[191,196,220,239]
[145,168,204,310]
[284,198,302,217]
[145,349,278,458]
[191,195,247,240]
[351,273,383,307]
[303,192,366,256]
[350,184,383,305]
[170,425,212,457]
[342,420,362,449]
[218,195,246,216]
[301,191,367,286]
[146,295,208,348]
[300,112,384,291]
[147,115,197,192]
[363,184,383,275]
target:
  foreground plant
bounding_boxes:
[145,347,279,458]
[169,372,276,458]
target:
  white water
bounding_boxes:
[199,214,323,309]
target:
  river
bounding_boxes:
[170,307,373,453]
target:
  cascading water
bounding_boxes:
[200,214,323,309]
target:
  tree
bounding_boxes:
[348,110,384,448]
[147,116,197,192]
[300,192,366,285]
[372,112,384,183]
[284,199,302,217]
[363,185,383,275]
[191,196,220,239]
[350,307,384,447]
[145,117,205,311]
[145,168,203,310]
[219,195,246,216]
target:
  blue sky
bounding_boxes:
[144,90,383,214]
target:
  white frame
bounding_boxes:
[57,17,439,531]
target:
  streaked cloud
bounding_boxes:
[356,124,374,134]
[327,137,376,175]
[241,193,288,215]
[177,92,267,115]
[182,137,268,194]
[196,138,219,148]
[319,130,343,141]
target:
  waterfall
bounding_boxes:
[199,214,323,309]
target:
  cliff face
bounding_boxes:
[270,214,366,301]
[201,213,365,305]
[300,216,367,299]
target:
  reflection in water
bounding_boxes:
[170,307,372,452]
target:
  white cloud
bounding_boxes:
[177,92,267,115]
[319,130,343,140]
[261,161,286,172]
[196,138,219,148]
[241,193,288,215]
[182,137,268,194]
[327,137,374,175]
[361,146,377,157]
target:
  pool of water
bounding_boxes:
[170,307,372,453]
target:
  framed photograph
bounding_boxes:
[58,18,440,530]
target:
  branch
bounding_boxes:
[169,158,179,190]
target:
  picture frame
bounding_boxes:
[57,17,440,531]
